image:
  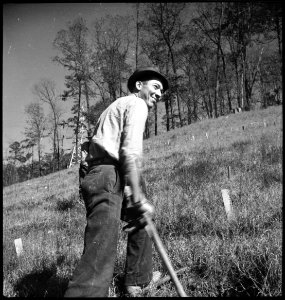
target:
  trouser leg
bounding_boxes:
[64,165,123,297]
[124,227,153,287]
[123,174,153,287]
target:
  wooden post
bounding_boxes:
[14,238,23,257]
[227,166,231,180]
[68,208,71,231]
[221,189,235,222]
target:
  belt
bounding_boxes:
[89,156,119,168]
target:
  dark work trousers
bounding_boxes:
[64,164,153,297]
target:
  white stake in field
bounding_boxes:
[14,238,23,257]
[221,189,235,222]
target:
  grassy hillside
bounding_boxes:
[3,106,282,297]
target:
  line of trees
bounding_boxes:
[3,3,282,186]
[52,2,282,138]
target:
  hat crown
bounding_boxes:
[127,67,169,92]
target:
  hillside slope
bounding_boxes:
[3,106,282,297]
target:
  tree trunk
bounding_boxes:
[220,49,232,112]
[241,45,251,109]
[38,139,41,176]
[53,120,57,172]
[57,129,60,171]
[193,93,198,122]
[207,91,213,118]
[187,101,192,125]
[260,72,266,108]
[84,81,91,131]
[164,59,170,131]
[136,3,140,68]
[164,96,170,131]
[76,78,82,163]
[213,4,223,118]
[158,10,183,127]
[187,77,192,124]
[202,94,210,118]
[170,97,175,129]
[31,145,34,178]
[169,50,183,127]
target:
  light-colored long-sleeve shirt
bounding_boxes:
[85,94,148,175]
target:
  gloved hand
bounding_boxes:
[122,186,155,222]
[122,194,155,233]
[132,194,155,217]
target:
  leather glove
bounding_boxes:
[122,186,155,222]
[132,195,155,217]
[122,194,155,233]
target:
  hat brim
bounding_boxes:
[127,69,169,92]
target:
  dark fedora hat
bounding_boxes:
[127,67,169,92]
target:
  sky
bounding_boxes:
[2,3,136,159]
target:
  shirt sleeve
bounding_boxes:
[119,99,148,174]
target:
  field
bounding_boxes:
[3,106,282,297]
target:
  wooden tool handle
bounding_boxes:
[144,213,188,297]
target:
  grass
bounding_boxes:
[3,106,282,297]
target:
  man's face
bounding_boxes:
[136,79,164,108]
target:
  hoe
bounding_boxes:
[124,210,188,297]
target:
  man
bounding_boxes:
[64,67,169,297]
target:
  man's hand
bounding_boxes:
[122,193,155,233]
[133,194,155,217]
[122,187,155,222]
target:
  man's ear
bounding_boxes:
[135,81,143,91]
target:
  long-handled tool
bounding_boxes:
[124,212,188,297]
[143,213,188,297]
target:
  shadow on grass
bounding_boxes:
[14,262,69,297]
[14,267,127,297]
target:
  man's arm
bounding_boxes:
[120,99,148,204]
[123,157,142,203]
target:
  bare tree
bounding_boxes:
[91,14,133,102]
[24,102,47,176]
[222,2,274,110]
[53,17,92,162]
[147,3,185,127]
[140,3,186,129]
[33,78,63,171]
[193,2,226,117]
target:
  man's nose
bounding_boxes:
[155,90,162,100]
